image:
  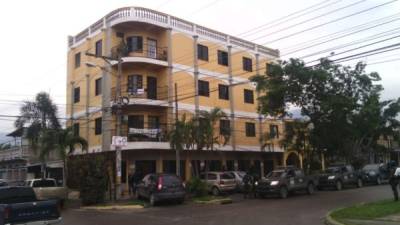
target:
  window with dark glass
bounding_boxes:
[245,122,256,137]
[198,80,209,97]
[220,119,230,135]
[217,50,228,66]
[95,40,102,57]
[126,36,143,52]
[148,116,160,129]
[73,123,80,137]
[127,75,143,94]
[128,115,144,128]
[244,89,254,104]
[95,117,102,135]
[197,44,209,61]
[74,52,81,68]
[243,57,252,72]
[269,124,279,139]
[73,87,80,103]
[95,78,102,96]
[266,63,274,75]
[218,84,229,100]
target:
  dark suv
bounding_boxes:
[135,173,186,206]
[361,164,390,185]
[318,165,363,191]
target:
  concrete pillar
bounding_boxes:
[260,161,265,178]
[85,74,90,149]
[221,154,227,171]
[255,53,263,151]
[283,152,287,167]
[228,45,236,151]
[234,160,239,171]
[193,35,199,118]
[299,153,304,169]
[321,152,326,171]
[167,28,174,132]
[70,81,75,127]
[101,23,112,152]
[156,155,163,173]
[185,155,192,181]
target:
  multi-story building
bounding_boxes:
[67,7,293,193]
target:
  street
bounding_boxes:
[61,184,393,225]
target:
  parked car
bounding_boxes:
[361,164,390,185]
[200,172,236,196]
[255,166,319,199]
[0,186,61,225]
[0,179,7,187]
[227,171,246,192]
[135,173,185,206]
[25,179,68,207]
[318,164,363,191]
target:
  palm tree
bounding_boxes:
[15,92,61,178]
[55,127,88,186]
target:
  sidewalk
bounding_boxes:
[328,213,400,225]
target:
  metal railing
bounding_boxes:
[111,42,168,61]
[0,146,31,162]
[111,83,168,102]
[68,7,280,58]
[113,123,168,142]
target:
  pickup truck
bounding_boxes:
[25,179,67,207]
[255,167,319,199]
[318,164,363,190]
[0,186,61,225]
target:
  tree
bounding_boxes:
[251,58,400,166]
[15,92,61,177]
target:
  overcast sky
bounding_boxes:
[0,0,399,134]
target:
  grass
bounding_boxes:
[331,199,400,222]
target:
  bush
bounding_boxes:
[186,177,208,197]
[68,155,109,205]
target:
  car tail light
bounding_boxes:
[4,207,11,220]
[157,176,163,191]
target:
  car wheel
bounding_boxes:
[335,180,343,191]
[280,186,288,199]
[356,178,363,188]
[307,183,315,195]
[376,176,382,185]
[212,187,220,196]
[150,194,157,206]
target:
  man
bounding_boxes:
[128,172,133,196]
[242,172,253,199]
[388,161,399,201]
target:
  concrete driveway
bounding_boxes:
[61,184,393,225]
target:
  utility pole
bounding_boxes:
[174,83,180,177]
[115,52,123,200]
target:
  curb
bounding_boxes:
[193,198,233,205]
[81,205,144,211]
[325,210,346,225]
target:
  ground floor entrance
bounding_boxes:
[119,149,284,196]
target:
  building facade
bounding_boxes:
[67,7,291,194]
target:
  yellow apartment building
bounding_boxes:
[67,7,297,193]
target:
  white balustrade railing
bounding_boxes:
[69,7,279,58]
[0,146,31,162]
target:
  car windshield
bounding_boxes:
[325,167,341,173]
[266,171,285,178]
[362,164,378,171]
[236,171,246,178]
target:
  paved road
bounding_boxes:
[61,185,393,225]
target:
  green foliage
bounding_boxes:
[186,177,208,197]
[73,155,109,205]
[252,58,400,164]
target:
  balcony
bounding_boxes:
[0,146,31,162]
[111,42,168,67]
[111,82,169,107]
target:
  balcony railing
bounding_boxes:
[111,83,168,103]
[111,42,168,61]
[115,123,168,142]
[0,146,31,162]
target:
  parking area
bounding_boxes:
[61,184,392,225]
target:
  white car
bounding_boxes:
[25,178,68,206]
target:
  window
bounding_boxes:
[128,115,144,128]
[244,89,254,104]
[73,87,80,103]
[218,84,229,100]
[95,117,102,135]
[243,57,253,72]
[148,116,160,129]
[245,122,256,137]
[95,40,102,57]
[220,119,230,135]
[95,78,102,96]
[197,44,209,61]
[217,50,228,66]
[74,52,81,68]
[127,75,143,94]
[126,36,143,52]
[198,80,209,97]
[269,124,279,139]
[73,123,80,137]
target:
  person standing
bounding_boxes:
[128,172,133,196]
[388,161,399,201]
[242,172,253,199]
